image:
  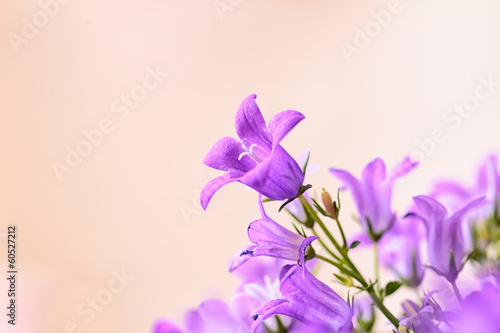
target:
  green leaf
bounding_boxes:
[385,281,402,297]
[349,241,361,249]
[311,198,329,217]
[301,151,311,175]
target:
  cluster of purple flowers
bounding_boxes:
[154,95,500,333]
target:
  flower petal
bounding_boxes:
[268,110,305,148]
[203,136,255,172]
[412,195,448,228]
[241,146,304,200]
[235,94,272,152]
[200,172,241,210]
[229,244,257,273]
[153,320,183,333]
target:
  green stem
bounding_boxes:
[374,242,380,295]
[335,217,348,249]
[298,195,400,328]
[312,228,341,261]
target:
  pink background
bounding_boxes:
[2,0,500,332]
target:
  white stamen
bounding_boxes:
[238,143,260,162]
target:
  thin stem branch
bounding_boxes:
[298,195,400,328]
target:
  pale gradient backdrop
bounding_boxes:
[1,0,500,332]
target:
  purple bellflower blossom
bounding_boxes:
[399,292,445,333]
[200,94,305,210]
[412,195,484,282]
[379,215,425,287]
[230,196,306,272]
[251,236,354,333]
[329,157,418,239]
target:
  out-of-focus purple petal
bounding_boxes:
[389,157,419,183]
[184,299,240,332]
[203,136,256,172]
[200,172,241,210]
[235,94,272,151]
[454,282,500,333]
[268,110,305,148]
[329,168,365,217]
[413,195,484,282]
[153,320,184,333]
[412,195,448,228]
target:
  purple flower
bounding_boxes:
[400,293,444,333]
[251,236,353,333]
[412,195,484,282]
[453,281,500,333]
[353,295,375,332]
[230,197,306,272]
[379,215,425,287]
[329,157,418,239]
[201,94,305,210]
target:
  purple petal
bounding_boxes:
[153,320,183,333]
[235,94,272,152]
[329,168,364,212]
[389,156,418,183]
[249,218,305,260]
[203,136,256,172]
[241,146,304,200]
[412,195,448,228]
[361,158,392,233]
[200,172,241,210]
[251,299,291,333]
[268,110,305,148]
[229,244,258,273]
[184,299,238,332]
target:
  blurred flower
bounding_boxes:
[353,295,375,332]
[454,278,500,333]
[200,94,305,209]
[230,196,305,272]
[412,195,484,282]
[251,236,353,333]
[329,157,418,239]
[379,215,425,287]
[399,292,444,333]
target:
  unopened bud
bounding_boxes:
[398,325,408,333]
[321,190,337,218]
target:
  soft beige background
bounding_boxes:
[1,0,500,332]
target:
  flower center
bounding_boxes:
[238,143,263,163]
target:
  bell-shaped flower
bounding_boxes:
[251,236,353,333]
[329,157,418,239]
[412,195,484,282]
[230,197,305,272]
[379,215,425,287]
[399,292,444,333]
[201,94,305,210]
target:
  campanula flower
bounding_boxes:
[230,196,306,272]
[251,236,353,333]
[379,215,425,287]
[412,195,484,282]
[399,292,444,333]
[201,94,305,210]
[329,157,418,239]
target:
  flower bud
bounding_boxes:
[321,190,338,219]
